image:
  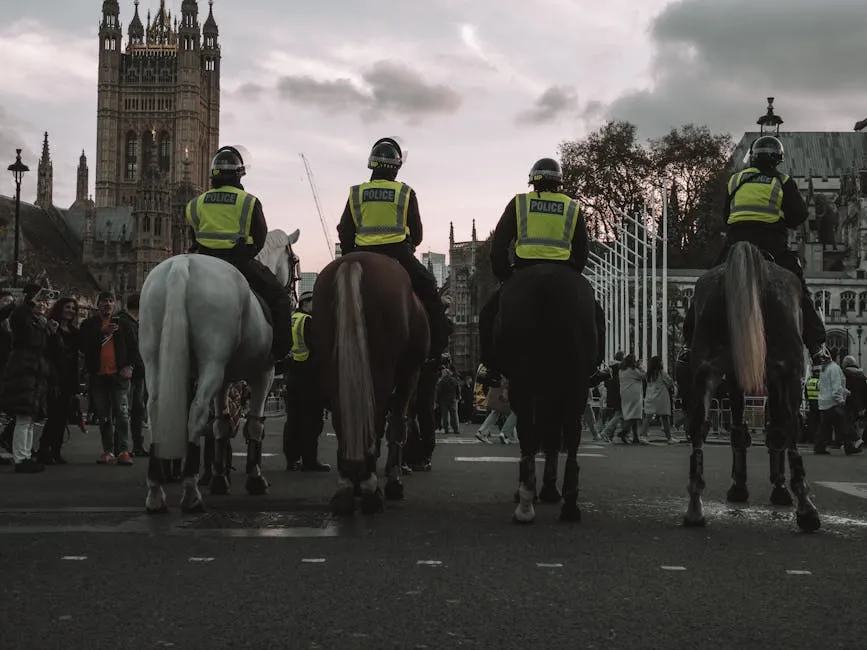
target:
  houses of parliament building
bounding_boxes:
[0,0,221,298]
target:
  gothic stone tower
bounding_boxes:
[94,0,220,288]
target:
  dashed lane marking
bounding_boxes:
[536,563,563,568]
[417,560,443,566]
[660,566,687,571]
[301,558,326,564]
[61,556,88,561]
[454,454,606,462]
[815,482,867,500]
[188,557,215,563]
[232,452,277,457]
[786,570,812,575]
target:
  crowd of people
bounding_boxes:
[0,286,147,473]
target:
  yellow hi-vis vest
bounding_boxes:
[726,167,789,225]
[290,312,311,362]
[514,191,580,261]
[185,186,257,250]
[805,376,819,401]
[348,180,411,247]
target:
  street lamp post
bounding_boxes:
[857,324,863,365]
[7,149,30,288]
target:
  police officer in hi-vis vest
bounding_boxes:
[336,137,449,360]
[280,291,330,472]
[679,135,830,370]
[185,146,292,362]
[803,368,820,444]
[480,157,606,372]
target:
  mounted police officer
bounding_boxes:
[679,135,830,376]
[336,137,449,360]
[280,290,330,472]
[480,157,606,372]
[185,145,291,362]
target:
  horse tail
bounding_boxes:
[334,260,376,467]
[154,257,192,459]
[725,241,767,393]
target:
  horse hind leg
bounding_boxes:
[538,396,564,505]
[726,387,751,504]
[146,444,169,514]
[210,388,234,496]
[180,364,224,512]
[242,369,275,496]
[683,366,720,527]
[559,388,584,523]
[380,367,421,505]
[511,379,538,524]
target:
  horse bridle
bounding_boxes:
[286,240,301,308]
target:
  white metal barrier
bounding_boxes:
[264,395,286,417]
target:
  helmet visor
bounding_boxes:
[212,144,253,173]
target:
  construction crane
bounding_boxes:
[299,153,335,260]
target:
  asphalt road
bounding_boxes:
[1,420,866,650]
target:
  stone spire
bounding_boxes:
[36,131,53,209]
[449,221,455,247]
[76,150,89,204]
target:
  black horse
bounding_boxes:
[494,264,598,524]
[682,241,820,532]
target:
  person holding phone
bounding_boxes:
[79,292,140,466]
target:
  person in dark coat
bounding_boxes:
[279,291,330,472]
[37,296,82,465]
[0,284,57,473]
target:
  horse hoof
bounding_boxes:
[330,488,355,516]
[512,510,535,525]
[198,473,212,487]
[770,485,793,506]
[245,475,269,496]
[682,515,707,527]
[360,489,385,515]
[539,483,562,504]
[559,502,581,522]
[145,503,169,515]
[209,474,230,496]
[726,484,750,504]
[384,479,404,501]
[796,510,821,533]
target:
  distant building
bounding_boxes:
[334,243,342,258]
[299,271,317,294]
[421,251,448,288]
[445,220,481,373]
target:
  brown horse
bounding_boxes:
[312,252,429,515]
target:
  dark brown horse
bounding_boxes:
[312,252,429,515]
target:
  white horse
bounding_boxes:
[139,229,300,513]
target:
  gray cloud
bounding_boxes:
[273,60,462,123]
[516,85,579,125]
[603,0,867,138]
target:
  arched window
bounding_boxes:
[142,215,150,233]
[814,290,831,316]
[158,132,171,174]
[125,131,138,181]
[858,291,867,314]
[154,217,162,237]
[841,291,856,314]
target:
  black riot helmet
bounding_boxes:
[749,136,784,169]
[210,146,246,181]
[529,157,563,191]
[367,138,403,171]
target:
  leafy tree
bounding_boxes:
[558,121,734,269]
[558,121,653,240]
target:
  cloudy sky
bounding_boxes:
[2,0,867,272]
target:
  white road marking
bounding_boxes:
[301,558,326,564]
[536,562,563,568]
[60,555,87,561]
[786,570,812,575]
[454,454,605,462]
[188,557,215,562]
[232,452,276,457]
[815,482,867,500]
[660,565,687,571]
[417,560,443,566]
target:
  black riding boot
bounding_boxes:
[593,299,605,368]
[271,291,292,361]
[478,289,501,371]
